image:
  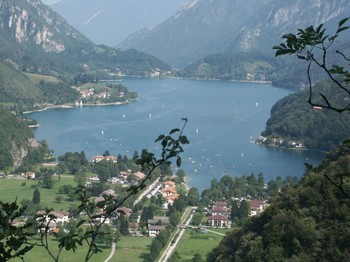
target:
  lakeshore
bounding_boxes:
[27,78,325,190]
[23,100,129,114]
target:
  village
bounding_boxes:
[20,154,270,239]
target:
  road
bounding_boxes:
[133,177,160,206]
[158,207,194,262]
[104,242,116,262]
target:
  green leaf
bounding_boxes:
[339,17,350,27]
[170,128,180,134]
[176,157,182,167]
[336,26,350,34]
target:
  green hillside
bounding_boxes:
[0,62,43,106]
[208,141,350,261]
[180,52,281,81]
[260,80,350,151]
[0,107,34,169]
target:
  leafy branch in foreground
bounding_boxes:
[273,17,350,112]
[34,118,189,261]
[0,200,35,261]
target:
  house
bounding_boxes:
[102,189,117,198]
[36,210,70,225]
[211,201,228,216]
[249,199,269,217]
[165,193,180,205]
[148,225,166,237]
[92,155,118,163]
[207,215,229,228]
[147,216,170,237]
[163,181,176,188]
[116,207,133,219]
[26,172,36,179]
[162,187,177,197]
[207,201,230,228]
[147,216,170,226]
[49,211,70,223]
[134,171,146,180]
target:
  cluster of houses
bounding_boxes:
[206,199,269,229]
[146,180,180,208]
[207,201,231,228]
[78,87,125,101]
[256,136,305,149]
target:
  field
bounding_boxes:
[13,237,110,262]
[175,228,228,261]
[0,175,78,210]
[111,236,152,261]
[25,73,61,85]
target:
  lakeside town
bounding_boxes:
[2,149,274,261]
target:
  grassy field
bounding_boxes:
[175,228,228,261]
[11,236,152,262]
[0,175,78,210]
[111,236,152,262]
[25,73,61,85]
[13,237,110,262]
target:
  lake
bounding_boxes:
[28,78,325,190]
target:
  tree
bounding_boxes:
[102,150,110,157]
[0,200,35,261]
[273,17,350,112]
[118,213,129,236]
[274,17,350,199]
[188,187,200,206]
[42,172,54,189]
[32,188,41,205]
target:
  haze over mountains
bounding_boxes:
[118,0,350,68]
[49,0,189,46]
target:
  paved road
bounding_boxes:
[104,242,116,262]
[134,177,160,206]
[158,207,194,262]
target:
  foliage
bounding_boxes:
[0,107,34,169]
[207,142,350,261]
[32,188,41,205]
[200,173,267,205]
[180,52,279,81]
[273,17,350,112]
[0,200,35,261]
[260,81,350,151]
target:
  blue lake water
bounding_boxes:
[28,78,325,190]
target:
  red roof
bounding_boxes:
[207,215,228,221]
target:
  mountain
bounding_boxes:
[0,0,171,109]
[50,0,189,46]
[179,51,283,81]
[118,0,350,68]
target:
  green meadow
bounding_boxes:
[175,229,228,261]
[0,175,78,210]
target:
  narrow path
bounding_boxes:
[104,242,116,262]
[158,207,194,262]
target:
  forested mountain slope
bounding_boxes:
[208,141,350,261]
[0,107,35,169]
[260,80,350,151]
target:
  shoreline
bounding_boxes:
[23,101,129,114]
